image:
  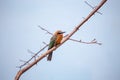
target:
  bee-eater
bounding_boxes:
[47,30,65,61]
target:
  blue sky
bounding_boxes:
[0,0,120,80]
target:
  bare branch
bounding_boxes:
[15,0,107,80]
[84,1,103,15]
[16,44,48,70]
[69,38,102,45]
[38,25,53,35]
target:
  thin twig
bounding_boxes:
[69,38,102,45]
[84,1,102,15]
[17,44,48,69]
[38,25,53,35]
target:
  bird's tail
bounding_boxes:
[47,52,53,61]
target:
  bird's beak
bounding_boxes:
[59,31,65,34]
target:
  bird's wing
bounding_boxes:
[48,36,56,50]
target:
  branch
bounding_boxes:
[84,1,103,15]
[38,25,53,35]
[15,0,107,80]
[16,44,48,70]
[69,38,102,45]
[62,0,107,44]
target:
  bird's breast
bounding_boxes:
[55,34,63,45]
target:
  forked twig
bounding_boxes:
[84,1,103,15]
[69,38,102,45]
[17,44,48,69]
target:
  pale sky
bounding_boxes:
[0,0,120,80]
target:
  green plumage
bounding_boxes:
[47,35,56,61]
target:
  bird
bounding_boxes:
[47,30,65,61]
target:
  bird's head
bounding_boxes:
[54,30,65,36]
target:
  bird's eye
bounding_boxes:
[58,32,62,34]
